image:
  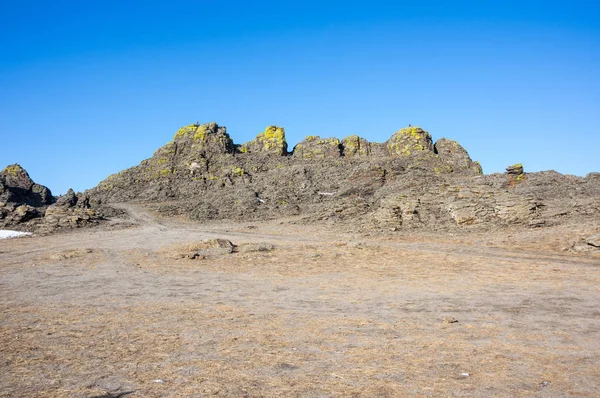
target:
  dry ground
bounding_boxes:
[1,205,599,397]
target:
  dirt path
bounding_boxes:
[1,205,599,397]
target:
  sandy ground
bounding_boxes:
[1,204,599,397]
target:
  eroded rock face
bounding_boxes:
[87,121,599,234]
[435,138,483,174]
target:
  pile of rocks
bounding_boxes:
[0,164,104,233]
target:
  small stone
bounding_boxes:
[585,234,600,248]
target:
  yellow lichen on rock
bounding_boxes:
[239,125,288,155]
[293,136,341,159]
[341,135,371,157]
[386,126,434,157]
[2,164,24,175]
[174,124,198,139]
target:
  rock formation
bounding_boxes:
[292,136,342,159]
[0,165,103,233]
[87,122,600,234]
[240,126,287,156]
[4,122,598,236]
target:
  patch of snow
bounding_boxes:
[0,230,33,239]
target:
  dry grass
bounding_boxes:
[1,218,599,397]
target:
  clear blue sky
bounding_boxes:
[1,1,598,194]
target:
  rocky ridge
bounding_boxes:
[86,122,599,236]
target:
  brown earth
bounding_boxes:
[1,204,599,397]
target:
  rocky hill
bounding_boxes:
[1,164,103,233]
[87,122,600,234]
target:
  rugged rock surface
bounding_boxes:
[1,164,53,207]
[88,122,600,235]
[240,126,287,156]
[434,138,482,174]
[341,135,371,157]
[292,136,342,159]
[0,165,103,233]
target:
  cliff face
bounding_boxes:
[88,122,600,233]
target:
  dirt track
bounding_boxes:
[1,205,599,397]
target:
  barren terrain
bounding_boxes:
[1,205,599,397]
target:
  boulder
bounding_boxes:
[12,204,40,223]
[172,239,236,259]
[586,234,600,248]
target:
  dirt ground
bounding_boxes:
[1,205,599,397]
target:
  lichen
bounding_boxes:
[259,126,286,152]
[341,135,370,157]
[387,126,433,157]
[193,127,207,142]
[2,164,24,175]
[174,124,198,139]
[433,165,453,174]
[242,125,287,154]
[232,167,245,177]
[294,137,341,159]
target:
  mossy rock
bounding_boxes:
[386,126,434,157]
[240,126,288,156]
[293,136,342,159]
[173,122,235,155]
[341,135,371,157]
[506,164,524,175]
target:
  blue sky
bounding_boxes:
[1,1,599,194]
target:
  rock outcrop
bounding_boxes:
[0,165,103,233]
[386,126,434,156]
[292,136,342,159]
[87,121,600,234]
[240,126,287,156]
[434,138,482,174]
[341,135,371,157]
[0,164,53,207]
